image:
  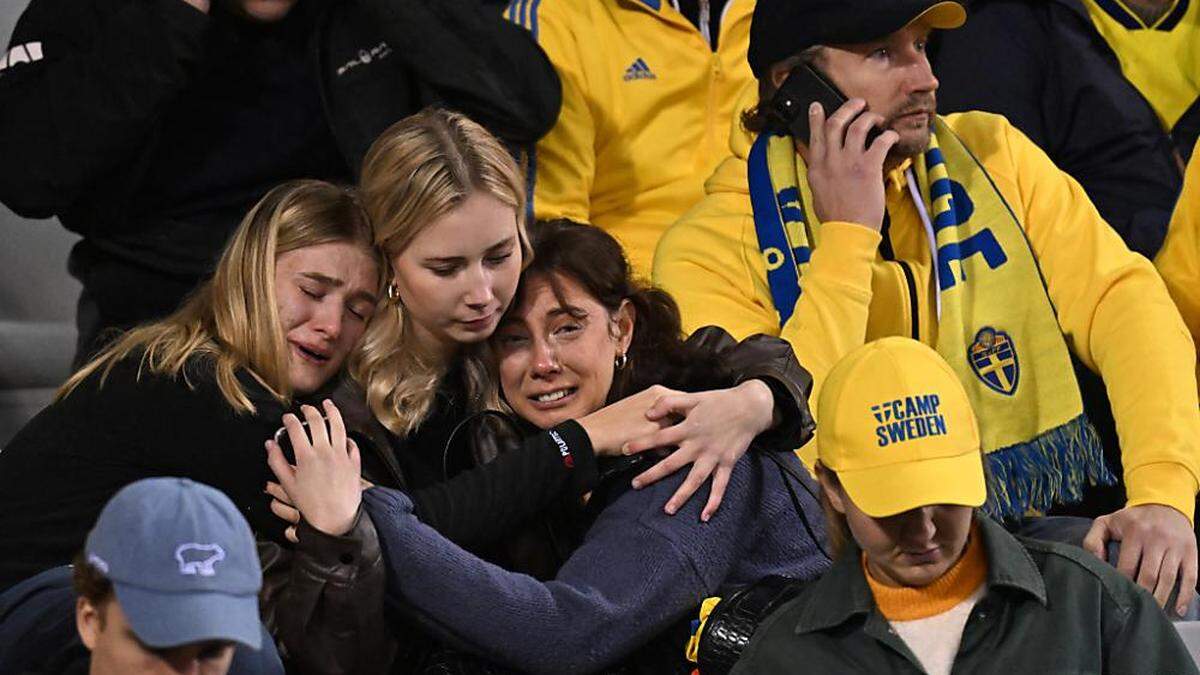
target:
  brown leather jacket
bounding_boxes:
[257,327,814,675]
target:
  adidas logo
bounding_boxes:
[623,57,656,82]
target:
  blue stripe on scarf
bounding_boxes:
[926,146,962,233]
[982,413,1116,522]
[528,0,542,39]
[749,133,802,326]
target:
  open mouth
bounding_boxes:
[292,342,331,365]
[529,387,578,408]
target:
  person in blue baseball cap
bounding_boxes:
[72,478,266,675]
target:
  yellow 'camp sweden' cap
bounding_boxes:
[817,337,986,518]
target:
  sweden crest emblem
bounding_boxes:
[968,327,1019,396]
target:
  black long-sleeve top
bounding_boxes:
[0,354,593,592]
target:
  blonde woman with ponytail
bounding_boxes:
[311,108,791,522]
[258,110,809,671]
[0,179,384,593]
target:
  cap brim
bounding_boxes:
[907,1,967,30]
[114,583,263,650]
[835,450,986,518]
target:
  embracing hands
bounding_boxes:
[265,400,364,540]
[584,380,777,521]
[1083,503,1198,616]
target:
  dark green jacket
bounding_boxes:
[731,515,1198,674]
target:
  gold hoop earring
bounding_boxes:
[614,352,628,370]
[387,283,402,305]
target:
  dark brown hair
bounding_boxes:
[508,219,727,401]
[72,551,114,623]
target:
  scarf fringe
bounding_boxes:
[982,414,1115,521]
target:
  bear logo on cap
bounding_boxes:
[175,543,226,577]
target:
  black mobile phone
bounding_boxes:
[767,63,883,147]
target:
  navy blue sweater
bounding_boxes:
[363,449,829,674]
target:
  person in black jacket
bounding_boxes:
[0,178,709,674]
[270,219,829,674]
[0,0,561,365]
[931,0,1183,259]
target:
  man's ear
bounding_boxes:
[614,299,636,355]
[815,463,847,515]
[76,596,102,650]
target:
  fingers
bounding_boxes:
[1081,518,1110,562]
[269,497,301,526]
[285,525,299,545]
[1177,543,1198,617]
[824,98,868,152]
[631,449,691,490]
[844,110,885,153]
[1134,540,1166,599]
[807,102,826,159]
[1152,549,1181,609]
[324,399,346,456]
[645,393,699,422]
[867,129,901,164]
[264,480,293,507]
[300,404,330,450]
[700,464,732,523]
[281,413,312,460]
[624,424,688,456]
[664,460,717,516]
[348,438,362,474]
[265,439,297,493]
[1115,535,1143,581]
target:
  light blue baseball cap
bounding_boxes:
[83,478,263,650]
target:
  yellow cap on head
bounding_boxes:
[817,337,986,517]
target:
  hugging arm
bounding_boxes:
[624,327,815,518]
[362,461,758,674]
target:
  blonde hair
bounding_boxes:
[355,108,531,435]
[58,180,384,414]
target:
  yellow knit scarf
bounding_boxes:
[748,118,1113,519]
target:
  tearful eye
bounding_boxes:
[497,333,528,347]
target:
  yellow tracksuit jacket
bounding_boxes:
[1157,137,1200,381]
[655,100,1200,520]
[506,0,755,278]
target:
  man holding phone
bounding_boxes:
[654,0,1200,616]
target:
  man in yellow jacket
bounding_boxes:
[655,0,1200,615]
[506,0,755,278]
[1157,138,1200,379]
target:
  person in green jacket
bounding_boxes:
[732,337,1198,675]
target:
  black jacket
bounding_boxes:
[932,0,1184,259]
[0,353,590,594]
[0,0,560,322]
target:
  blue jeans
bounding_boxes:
[1013,515,1200,620]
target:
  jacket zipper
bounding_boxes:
[896,260,921,340]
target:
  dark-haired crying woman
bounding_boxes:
[272,219,832,674]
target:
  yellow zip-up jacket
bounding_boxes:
[1157,137,1200,384]
[506,0,755,278]
[655,99,1200,521]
